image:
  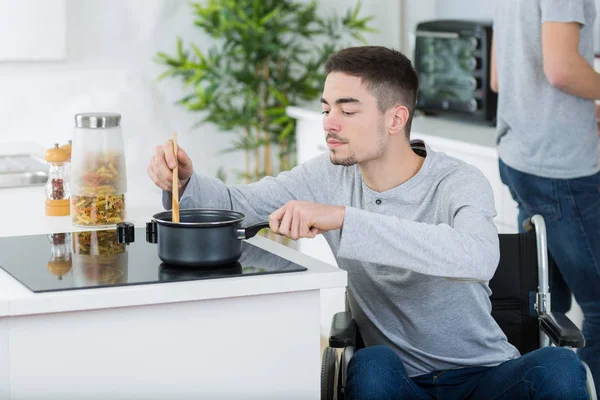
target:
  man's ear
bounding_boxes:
[388,105,410,136]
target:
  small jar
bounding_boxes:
[47,232,72,280]
[70,113,127,227]
[44,143,71,216]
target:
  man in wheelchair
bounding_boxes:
[149,45,592,398]
[312,48,593,399]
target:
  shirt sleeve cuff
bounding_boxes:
[337,206,363,260]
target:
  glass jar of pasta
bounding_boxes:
[70,113,127,227]
[71,230,128,287]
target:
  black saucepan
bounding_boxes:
[146,208,270,267]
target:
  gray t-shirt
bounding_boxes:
[494,0,599,179]
[163,141,520,377]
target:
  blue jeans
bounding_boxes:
[499,159,600,393]
[346,345,588,399]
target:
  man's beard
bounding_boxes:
[326,131,357,166]
[328,119,386,167]
[330,152,357,166]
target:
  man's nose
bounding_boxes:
[323,114,341,133]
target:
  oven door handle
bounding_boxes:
[415,31,460,39]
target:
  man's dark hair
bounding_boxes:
[324,46,419,138]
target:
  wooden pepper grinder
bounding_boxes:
[44,143,71,216]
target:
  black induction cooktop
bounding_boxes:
[0,227,306,293]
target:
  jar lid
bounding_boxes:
[75,113,121,128]
[44,143,69,163]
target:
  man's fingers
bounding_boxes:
[308,227,320,238]
[149,141,189,192]
[269,205,287,234]
[151,148,173,190]
[154,147,173,186]
[290,207,301,240]
[178,147,192,169]
[153,146,163,168]
[163,140,177,169]
[278,206,293,237]
[268,201,327,239]
[147,164,170,191]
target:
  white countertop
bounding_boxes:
[0,230,346,317]
[0,141,46,157]
[0,143,347,317]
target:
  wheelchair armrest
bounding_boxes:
[540,312,586,348]
[329,311,357,348]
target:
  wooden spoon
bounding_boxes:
[172,132,180,223]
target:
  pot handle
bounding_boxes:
[117,222,135,244]
[236,222,270,240]
[146,220,158,244]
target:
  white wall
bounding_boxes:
[435,0,494,21]
[0,0,401,206]
[0,0,67,61]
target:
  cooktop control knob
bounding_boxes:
[117,222,135,244]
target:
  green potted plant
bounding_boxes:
[155,0,376,183]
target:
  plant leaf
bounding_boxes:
[154,0,376,176]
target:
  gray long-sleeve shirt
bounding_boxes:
[162,141,520,376]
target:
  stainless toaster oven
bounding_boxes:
[414,20,497,124]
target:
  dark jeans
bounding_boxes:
[499,159,600,393]
[346,345,588,399]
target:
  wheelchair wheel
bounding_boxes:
[321,347,337,400]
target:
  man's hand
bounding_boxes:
[268,201,345,240]
[147,139,194,193]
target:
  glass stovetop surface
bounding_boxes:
[0,228,306,293]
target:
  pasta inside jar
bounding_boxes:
[72,230,127,285]
[71,154,126,227]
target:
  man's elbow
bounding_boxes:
[477,239,500,282]
[472,260,498,282]
[544,64,572,90]
[450,247,498,282]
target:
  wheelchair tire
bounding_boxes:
[321,347,337,400]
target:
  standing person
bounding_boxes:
[492,0,600,393]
